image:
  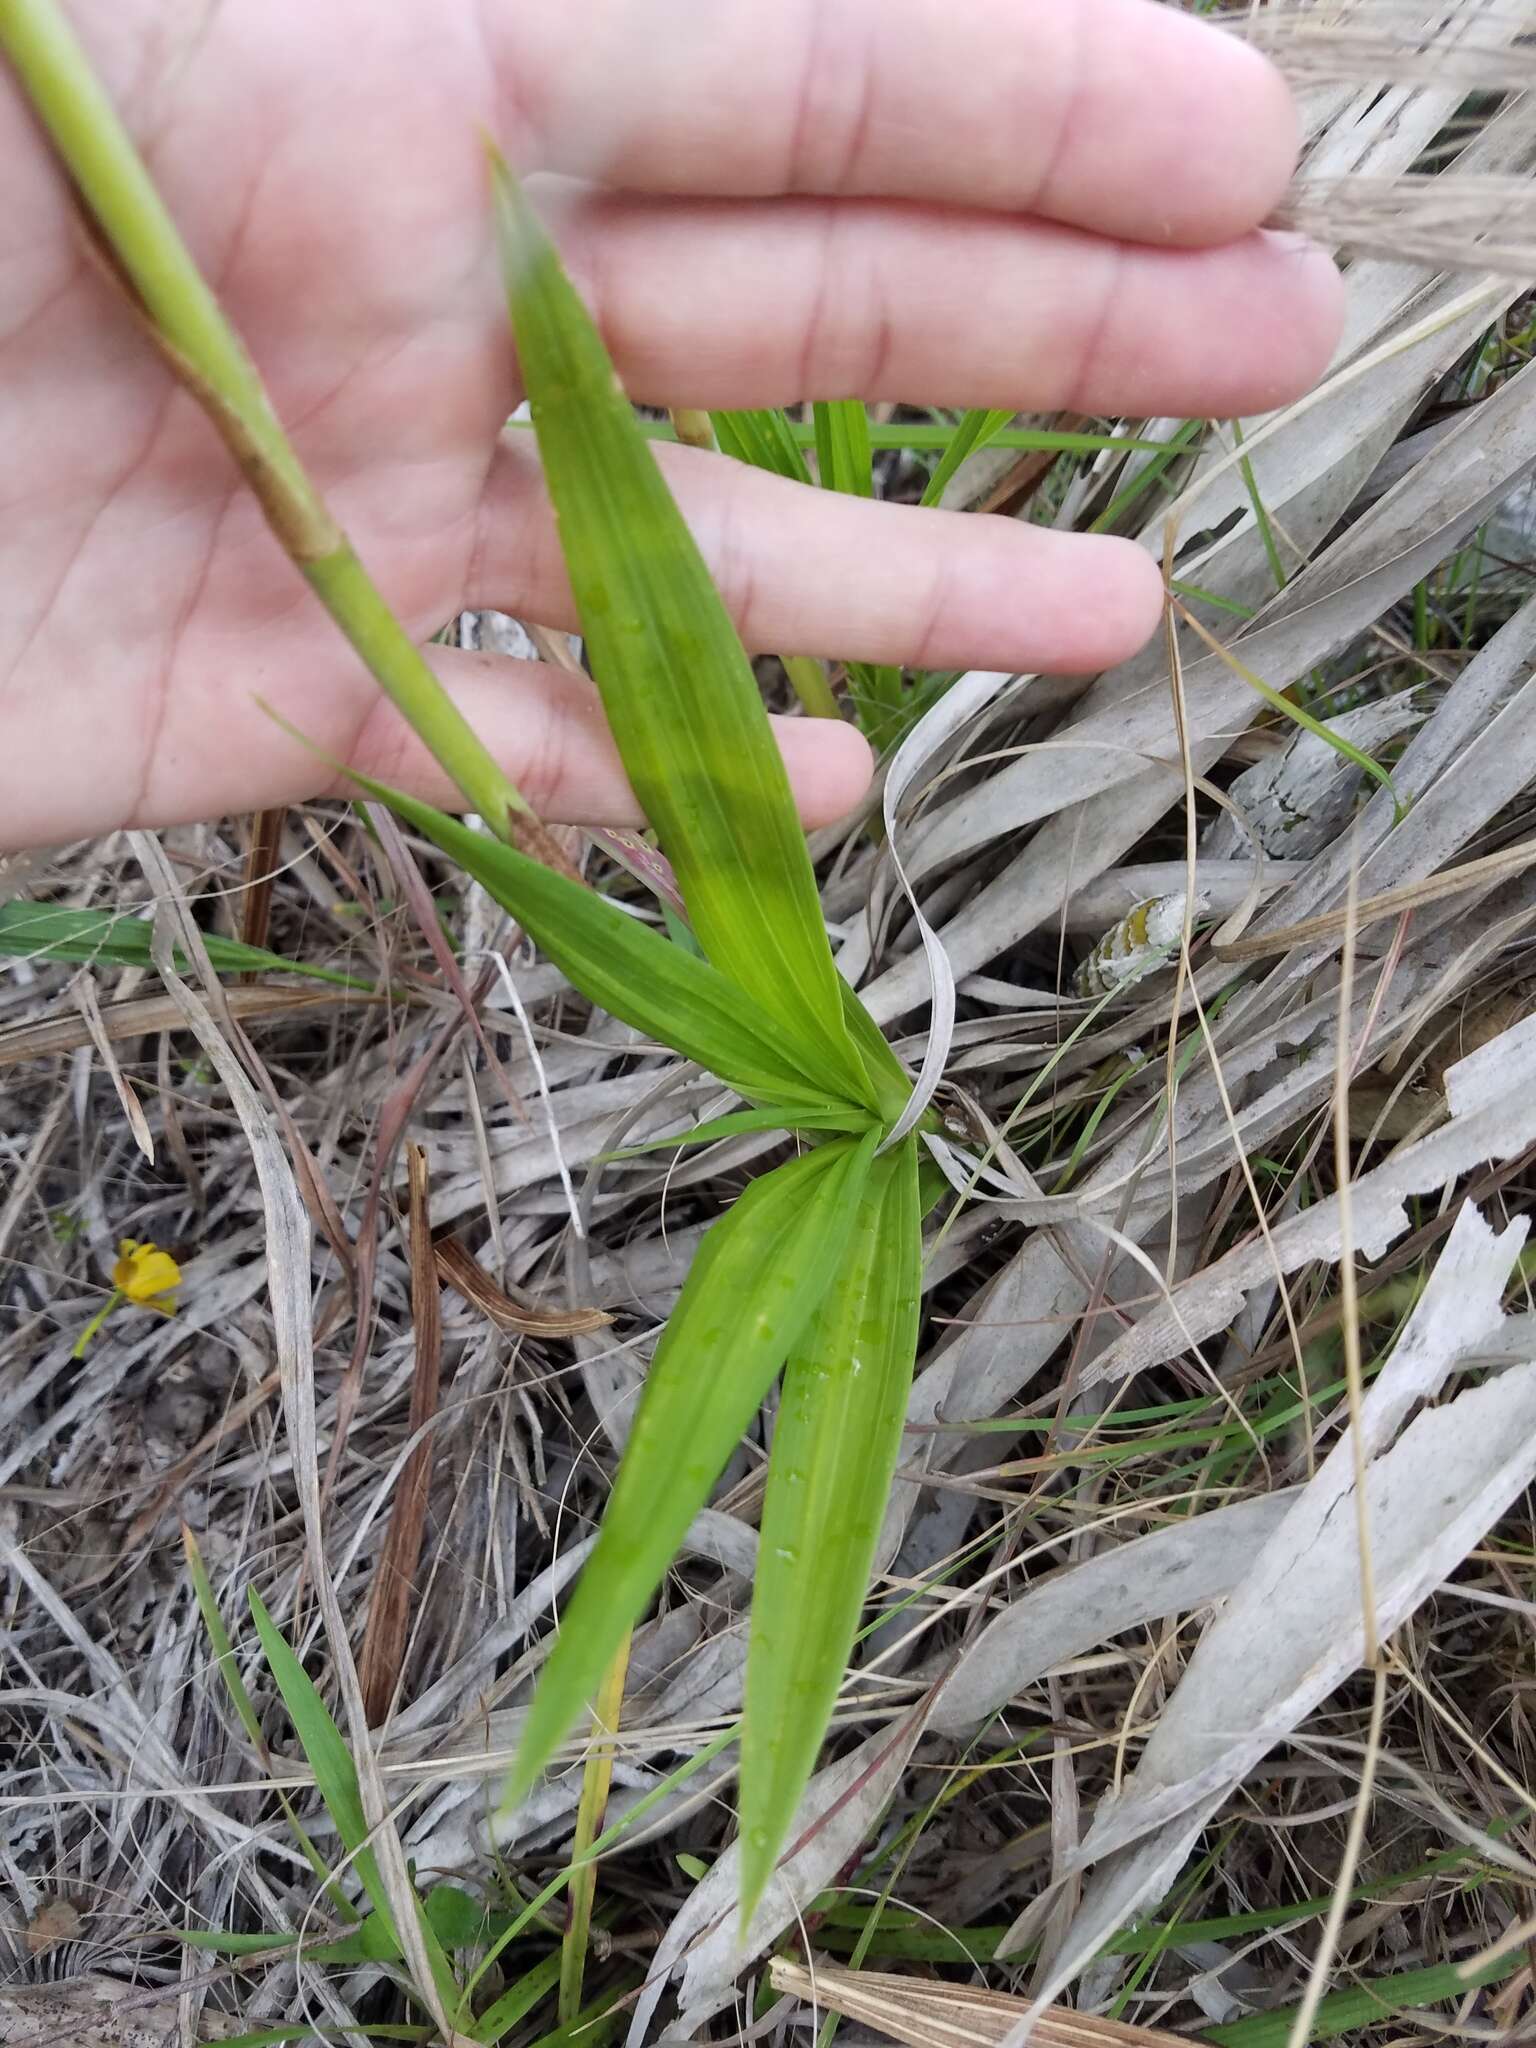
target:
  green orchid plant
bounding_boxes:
[2,0,930,1925]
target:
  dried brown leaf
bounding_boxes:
[0,983,377,1070]
[24,1896,81,1957]
[359,1143,443,1728]
[769,1960,1187,2048]
[236,807,286,970]
[433,1232,612,1337]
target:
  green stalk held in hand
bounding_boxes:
[0,0,563,866]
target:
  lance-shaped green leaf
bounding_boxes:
[738,1134,923,1919]
[349,770,849,1113]
[840,977,912,1121]
[247,1590,458,2014]
[919,407,1014,509]
[812,400,874,498]
[491,160,873,1111]
[0,902,366,988]
[711,407,813,486]
[809,404,904,736]
[183,1529,344,1912]
[505,1130,880,1809]
[606,1102,874,1158]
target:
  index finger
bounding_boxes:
[498,0,1299,248]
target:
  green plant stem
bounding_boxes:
[1173,598,1404,819]
[558,1630,630,2026]
[783,654,841,719]
[664,413,838,720]
[1233,417,1287,591]
[302,549,531,839]
[668,407,715,451]
[0,0,534,846]
[72,1288,121,1357]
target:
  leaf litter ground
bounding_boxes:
[7,6,1536,2043]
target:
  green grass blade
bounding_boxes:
[804,404,909,743]
[686,414,839,721]
[246,1590,458,2015]
[782,652,841,720]
[520,1983,631,2048]
[182,1531,352,1915]
[177,1930,302,1956]
[711,407,813,485]
[1089,418,1205,533]
[919,408,1013,510]
[1233,416,1287,592]
[812,401,874,497]
[558,1632,629,2025]
[201,2031,425,2048]
[472,1949,564,2044]
[177,1921,398,1966]
[0,903,366,988]
[843,658,907,746]
[606,1103,875,1158]
[246,1588,394,1920]
[1204,1949,1516,2047]
[460,1729,739,2016]
[803,423,1169,456]
[514,419,1187,457]
[506,1130,879,1808]
[490,160,871,1109]
[738,1135,922,1916]
[1175,605,1404,820]
[349,772,845,1111]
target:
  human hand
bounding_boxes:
[0,0,1341,853]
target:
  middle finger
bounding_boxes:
[536,182,1343,419]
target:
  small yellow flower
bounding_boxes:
[112,1240,182,1316]
[74,1239,185,1358]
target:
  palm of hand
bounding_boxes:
[0,0,1341,852]
[4,6,533,846]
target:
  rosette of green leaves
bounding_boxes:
[365,161,926,1922]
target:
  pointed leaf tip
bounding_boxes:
[490,164,875,1107]
[504,1130,880,1811]
[737,1135,923,1921]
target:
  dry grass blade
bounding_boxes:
[0,981,378,1068]
[1082,1014,1536,1385]
[132,837,463,2042]
[1023,1201,1536,2020]
[927,1492,1294,1735]
[1214,832,1536,960]
[358,1142,444,1729]
[1274,174,1536,277]
[69,970,154,1164]
[236,806,287,969]
[0,1973,241,2045]
[433,1231,612,1336]
[1245,0,1536,90]
[768,1959,1188,2048]
[632,1712,930,2040]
